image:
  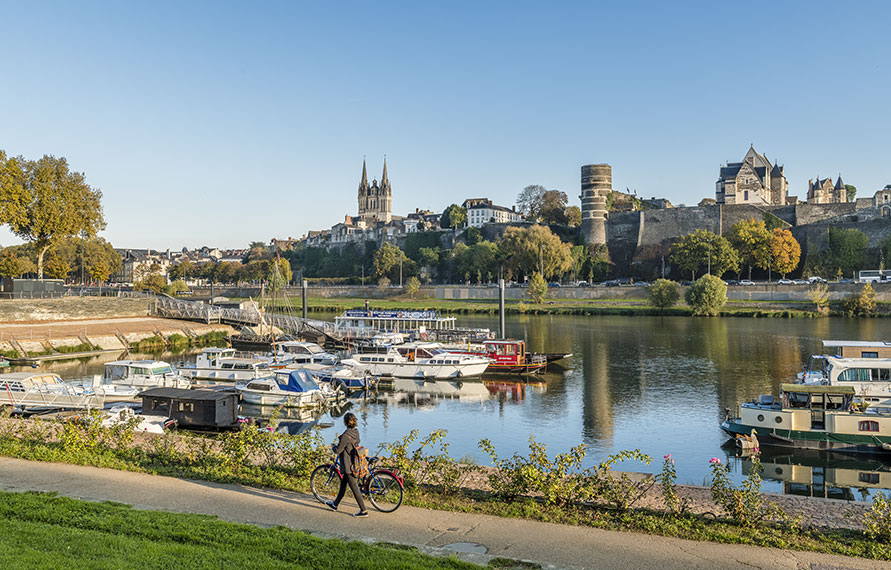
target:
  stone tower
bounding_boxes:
[580,164,610,247]
[357,158,392,223]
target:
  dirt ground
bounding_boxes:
[0,297,152,323]
[0,317,231,343]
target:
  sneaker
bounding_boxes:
[325,500,337,511]
[353,510,369,518]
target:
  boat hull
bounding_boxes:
[361,361,489,379]
[721,418,891,455]
[237,390,322,408]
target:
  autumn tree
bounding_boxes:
[516,185,547,221]
[565,205,582,228]
[768,228,801,278]
[0,152,106,279]
[0,250,26,278]
[43,254,71,280]
[685,275,727,316]
[539,190,569,225]
[267,257,292,291]
[405,276,421,298]
[527,272,548,303]
[726,218,770,280]
[670,229,739,280]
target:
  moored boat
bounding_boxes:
[341,343,490,379]
[179,348,273,381]
[796,355,891,407]
[0,371,105,412]
[235,369,340,408]
[722,383,891,455]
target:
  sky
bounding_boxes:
[1,1,889,250]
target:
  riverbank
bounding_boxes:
[0,417,888,562]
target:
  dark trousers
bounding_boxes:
[333,472,367,511]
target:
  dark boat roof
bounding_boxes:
[139,388,236,401]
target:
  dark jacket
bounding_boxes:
[334,427,360,472]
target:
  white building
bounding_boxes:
[463,198,523,228]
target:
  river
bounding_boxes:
[17,314,891,499]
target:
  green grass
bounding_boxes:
[0,491,479,570]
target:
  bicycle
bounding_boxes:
[310,451,405,513]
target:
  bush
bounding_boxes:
[377,276,391,290]
[647,279,680,313]
[685,275,727,316]
[378,429,477,494]
[527,272,548,304]
[864,492,891,542]
[807,283,830,316]
[708,453,796,529]
[404,276,421,299]
[134,273,167,293]
[843,283,877,317]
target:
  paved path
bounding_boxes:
[0,457,884,570]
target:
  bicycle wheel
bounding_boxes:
[310,464,342,503]
[367,471,403,513]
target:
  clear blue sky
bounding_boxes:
[1,1,889,250]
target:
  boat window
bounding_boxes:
[863,352,879,358]
[495,345,505,356]
[859,420,880,432]
[505,345,516,355]
[788,392,809,408]
[873,368,891,382]
[839,368,872,382]
[133,367,150,376]
[257,363,269,370]
[387,358,394,363]
[177,402,194,413]
[151,399,169,413]
[860,472,880,484]
[106,365,128,380]
[221,363,234,369]
[234,364,251,370]
[152,365,173,375]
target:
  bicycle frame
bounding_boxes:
[321,456,405,494]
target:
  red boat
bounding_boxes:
[471,340,548,375]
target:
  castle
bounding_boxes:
[807,176,847,204]
[357,158,392,223]
[715,145,789,205]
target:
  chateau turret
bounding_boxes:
[580,164,610,247]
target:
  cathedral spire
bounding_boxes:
[381,156,390,193]
[358,159,369,195]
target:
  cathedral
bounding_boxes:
[715,145,789,206]
[357,159,392,223]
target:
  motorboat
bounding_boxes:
[179,348,273,381]
[451,339,548,374]
[797,355,891,407]
[265,341,338,367]
[306,365,376,391]
[341,342,490,379]
[235,369,340,408]
[0,371,104,412]
[722,383,891,454]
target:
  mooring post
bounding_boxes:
[302,279,308,319]
[498,278,505,339]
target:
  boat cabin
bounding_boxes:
[104,360,177,385]
[335,309,456,332]
[483,340,527,366]
[140,388,239,428]
[823,340,891,359]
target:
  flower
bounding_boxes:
[664,454,671,459]
[709,457,721,465]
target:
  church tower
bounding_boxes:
[357,158,392,223]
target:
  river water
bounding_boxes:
[18,314,891,499]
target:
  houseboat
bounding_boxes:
[342,343,490,379]
[459,339,548,374]
[140,387,240,430]
[178,348,273,381]
[722,383,891,454]
[235,369,339,408]
[102,360,192,389]
[822,340,891,359]
[797,355,891,407]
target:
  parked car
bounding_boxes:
[681,280,693,286]
[725,280,739,286]
[576,281,589,287]
[547,282,561,288]
[633,281,650,287]
[739,280,755,286]
[793,279,808,285]
[777,278,794,285]
[838,278,855,284]
[808,276,826,283]
[603,280,620,287]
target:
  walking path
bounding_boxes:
[0,457,884,570]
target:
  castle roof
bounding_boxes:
[835,175,845,190]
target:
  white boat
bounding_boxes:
[797,355,891,407]
[265,341,339,367]
[342,342,490,379]
[0,372,105,412]
[179,348,273,381]
[235,369,339,407]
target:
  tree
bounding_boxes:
[566,206,582,228]
[726,219,770,280]
[0,250,26,278]
[43,253,71,280]
[685,275,727,316]
[647,279,680,313]
[463,226,482,245]
[268,258,292,291]
[527,272,548,303]
[88,259,111,282]
[417,246,440,282]
[516,185,547,221]
[169,260,195,281]
[843,283,876,317]
[498,225,572,281]
[807,283,830,315]
[826,227,869,278]
[0,152,106,279]
[768,228,801,278]
[845,184,857,202]
[539,190,569,225]
[439,204,467,230]
[404,276,421,298]
[372,242,408,281]
[670,229,739,280]
[245,241,271,262]
[134,273,167,293]
[164,279,189,296]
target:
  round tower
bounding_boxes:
[580,164,611,247]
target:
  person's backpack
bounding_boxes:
[350,445,369,478]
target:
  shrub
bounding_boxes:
[647,279,680,313]
[527,272,548,304]
[404,276,421,299]
[659,453,687,514]
[806,283,830,315]
[377,277,391,290]
[864,492,891,542]
[708,453,796,529]
[685,275,727,316]
[581,449,654,511]
[378,429,476,494]
[134,274,167,293]
[843,283,877,317]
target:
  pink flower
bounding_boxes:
[664,454,671,459]
[753,447,759,453]
[709,457,721,464]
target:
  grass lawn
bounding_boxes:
[0,491,480,570]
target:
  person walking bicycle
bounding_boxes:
[325,412,368,517]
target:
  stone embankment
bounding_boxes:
[0,297,232,357]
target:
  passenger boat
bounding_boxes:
[341,342,490,379]
[456,339,547,374]
[235,369,340,408]
[179,348,273,381]
[721,383,891,454]
[0,372,105,412]
[797,355,891,407]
